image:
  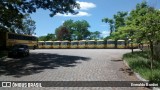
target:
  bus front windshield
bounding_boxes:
[97,41,104,45]
[88,41,95,45]
[46,42,52,45]
[117,41,125,45]
[61,42,68,45]
[71,42,78,45]
[53,42,59,45]
[107,41,115,44]
[79,42,85,45]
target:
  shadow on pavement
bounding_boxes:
[111,60,123,62]
[119,68,134,76]
[0,53,90,78]
[111,59,134,76]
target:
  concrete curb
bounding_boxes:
[123,59,160,90]
[123,60,149,82]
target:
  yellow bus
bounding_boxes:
[117,40,125,49]
[38,41,45,49]
[53,41,61,49]
[133,43,138,49]
[78,40,86,49]
[70,41,78,48]
[86,40,95,48]
[141,41,149,50]
[96,40,105,48]
[45,41,53,49]
[107,39,115,48]
[128,39,138,49]
[0,31,37,50]
[61,41,70,49]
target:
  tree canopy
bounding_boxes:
[54,20,90,41]
[38,34,56,41]
[102,11,128,36]
[73,20,90,40]
[102,18,114,35]
[0,0,79,32]
[55,26,71,41]
[14,14,36,35]
[38,19,103,41]
[113,1,160,43]
[89,31,101,40]
[105,1,160,69]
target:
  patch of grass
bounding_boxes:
[123,51,160,82]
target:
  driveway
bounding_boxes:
[0,49,150,90]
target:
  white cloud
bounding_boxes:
[101,31,110,37]
[76,1,96,10]
[55,1,96,17]
[56,11,91,17]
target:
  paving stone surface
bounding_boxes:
[0,49,150,90]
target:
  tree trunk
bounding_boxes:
[131,39,133,53]
[115,40,117,49]
[149,41,154,81]
[142,43,144,52]
[125,39,127,49]
[131,43,133,53]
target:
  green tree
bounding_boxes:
[38,36,47,41]
[102,11,128,35]
[54,20,91,40]
[115,26,138,53]
[114,1,160,80]
[73,20,90,40]
[46,34,56,41]
[38,34,56,41]
[89,31,101,40]
[138,8,160,72]
[112,2,151,52]
[102,11,128,48]
[22,14,36,35]
[113,11,128,31]
[55,26,71,41]
[0,0,79,32]
[14,14,36,35]
[102,18,114,35]
[63,20,74,30]
[63,19,74,40]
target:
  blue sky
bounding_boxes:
[30,0,160,37]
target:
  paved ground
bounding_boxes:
[0,49,150,90]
